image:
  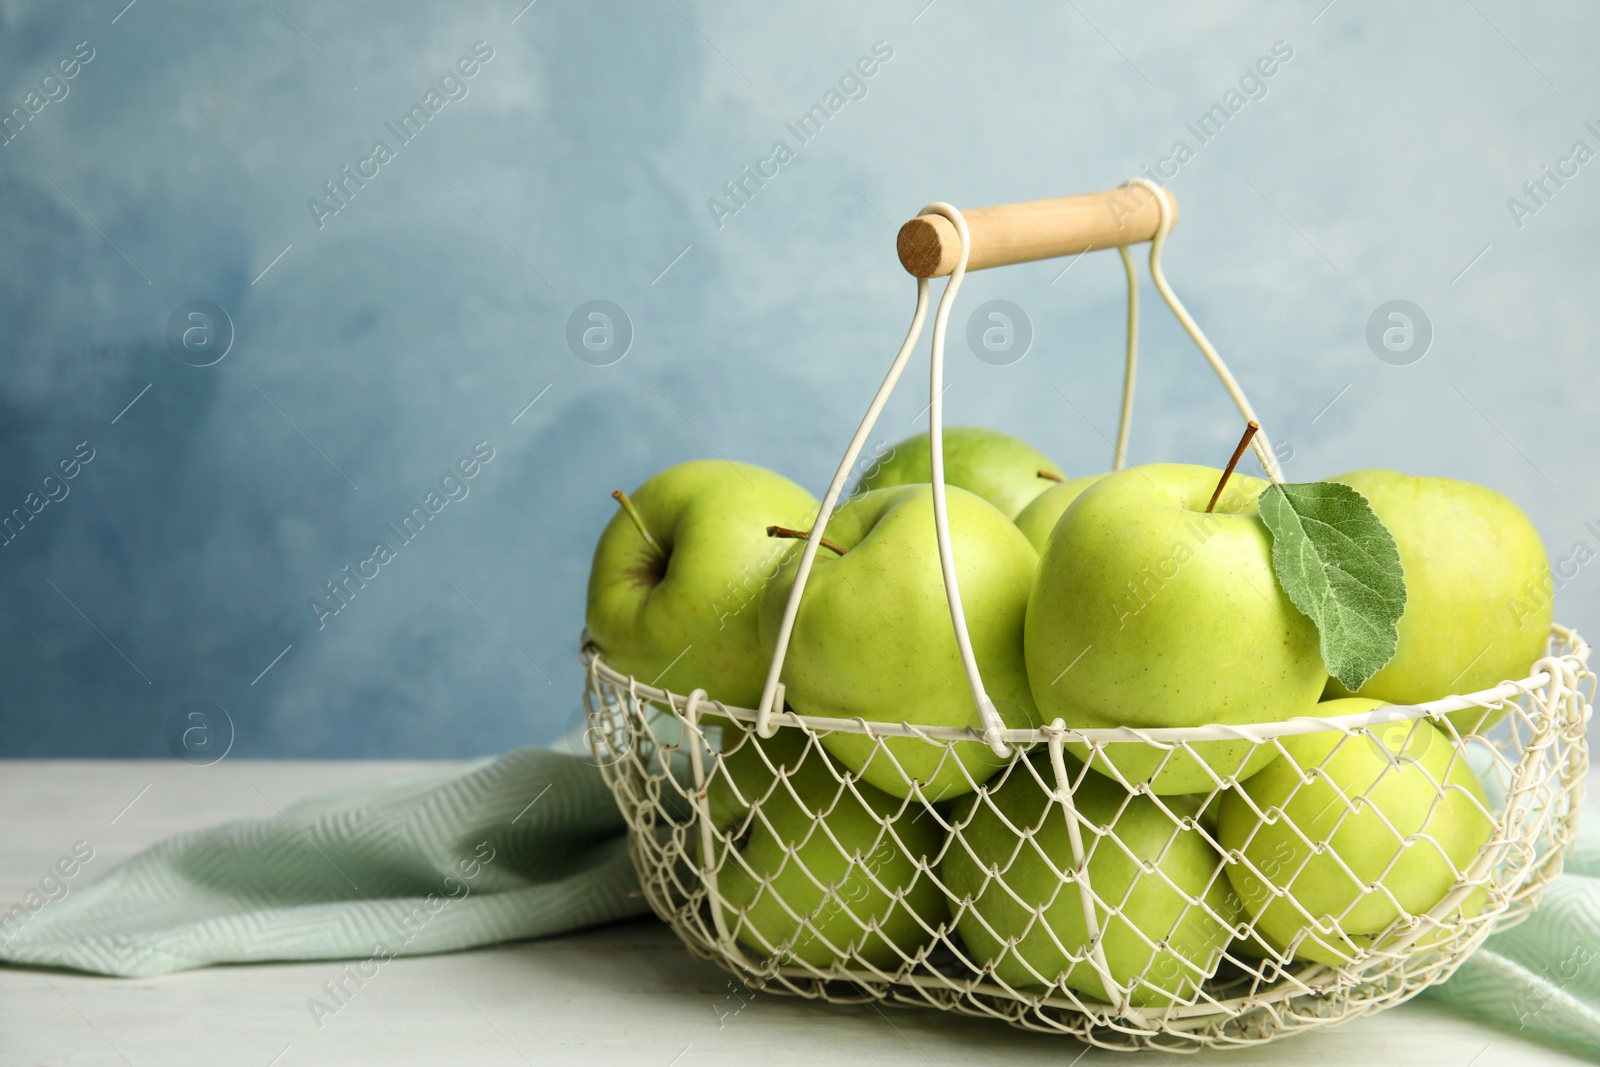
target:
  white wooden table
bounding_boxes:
[1,760,1591,1066]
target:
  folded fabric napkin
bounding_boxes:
[1,746,1594,1060]
[0,747,648,978]
[1419,821,1600,1059]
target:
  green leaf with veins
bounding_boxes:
[1257,481,1406,691]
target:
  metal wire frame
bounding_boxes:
[584,626,1591,1052]
[587,180,1589,1050]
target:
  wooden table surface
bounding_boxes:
[0,760,1591,1067]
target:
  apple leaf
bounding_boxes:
[1257,481,1406,691]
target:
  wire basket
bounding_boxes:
[582,182,1594,1051]
[584,630,1590,1051]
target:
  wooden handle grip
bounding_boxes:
[896,185,1178,278]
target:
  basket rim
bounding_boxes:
[580,624,1588,747]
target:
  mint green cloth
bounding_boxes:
[1,748,1594,1061]
[1421,819,1600,1059]
[0,749,647,977]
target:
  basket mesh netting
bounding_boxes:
[582,627,1591,1053]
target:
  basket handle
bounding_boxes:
[897,185,1178,278]
[757,181,1281,749]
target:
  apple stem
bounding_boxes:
[611,490,660,550]
[1206,421,1260,513]
[1037,469,1064,483]
[766,524,846,556]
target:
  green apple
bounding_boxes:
[1324,470,1553,732]
[1238,887,1491,966]
[1012,474,1106,553]
[587,460,818,708]
[1025,464,1327,794]
[940,756,1241,1005]
[759,485,1041,801]
[707,723,813,829]
[1218,698,1495,966]
[709,742,946,970]
[856,427,1064,519]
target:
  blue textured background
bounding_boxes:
[1,1,1595,757]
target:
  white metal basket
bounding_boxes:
[585,631,1589,1051]
[581,182,1594,1051]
